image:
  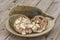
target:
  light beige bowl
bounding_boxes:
[5,6,55,37]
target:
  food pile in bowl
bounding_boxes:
[13,14,48,35]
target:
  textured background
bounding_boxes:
[0,0,60,40]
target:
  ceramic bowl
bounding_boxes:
[5,6,55,37]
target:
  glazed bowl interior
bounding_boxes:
[6,6,55,37]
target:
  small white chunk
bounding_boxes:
[36,20,39,23]
[26,29,32,33]
[32,26,37,32]
[32,22,35,25]
[22,30,26,35]
[20,24,25,29]
[27,24,33,28]
[35,24,40,28]
[15,19,20,24]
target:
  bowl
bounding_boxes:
[5,6,55,37]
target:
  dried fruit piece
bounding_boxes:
[31,15,48,32]
[14,15,32,34]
